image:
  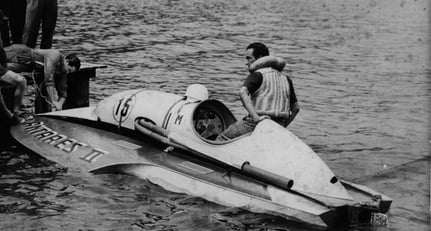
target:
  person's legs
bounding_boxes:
[0,70,27,114]
[0,88,13,119]
[216,117,257,141]
[22,0,41,48]
[0,2,11,46]
[40,0,56,49]
[9,0,26,44]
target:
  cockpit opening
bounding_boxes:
[192,100,236,141]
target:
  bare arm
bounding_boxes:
[45,78,57,102]
[239,86,268,122]
[43,51,62,110]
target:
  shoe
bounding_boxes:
[10,115,26,125]
[14,110,25,117]
[19,105,34,115]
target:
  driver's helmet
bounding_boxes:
[185,84,209,101]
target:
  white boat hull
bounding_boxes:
[12,88,392,228]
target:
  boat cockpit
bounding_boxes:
[192,100,236,141]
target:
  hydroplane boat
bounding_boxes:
[10,84,392,228]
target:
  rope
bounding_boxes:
[26,71,56,108]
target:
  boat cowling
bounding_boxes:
[94,89,183,129]
[93,88,237,140]
[92,87,353,206]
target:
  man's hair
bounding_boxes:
[65,54,81,71]
[246,42,269,59]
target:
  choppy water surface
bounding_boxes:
[1,0,429,230]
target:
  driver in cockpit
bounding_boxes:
[216,42,300,141]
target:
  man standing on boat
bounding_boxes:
[5,44,80,112]
[216,42,300,141]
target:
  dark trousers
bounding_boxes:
[22,0,57,49]
[0,0,27,46]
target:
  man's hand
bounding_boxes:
[252,115,270,123]
[52,101,63,111]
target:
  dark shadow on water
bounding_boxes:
[0,130,69,217]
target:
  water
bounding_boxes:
[1,0,429,230]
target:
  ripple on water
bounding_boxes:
[1,0,429,230]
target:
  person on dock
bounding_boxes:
[216,42,300,141]
[22,0,57,49]
[5,44,80,112]
[0,1,27,47]
[0,16,27,124]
